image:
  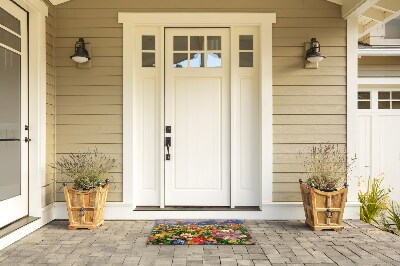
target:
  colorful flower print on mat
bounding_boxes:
[147,220,255,245]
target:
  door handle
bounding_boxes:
[24,137,31,143]
[165,137,171,160]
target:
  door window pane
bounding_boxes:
[378,101,390,109]
[173,53,188,68]
[378,91,390,99]
[190,36,204,51]
[0,7,20,34]
[142,35,155,50]
[358,92,370,100]
[207,53,221,68]
[174,36,188,51]
[142,52,155,67]
[392,101,400,109]
[0,47,21,201]
[239,35,253,50]
[207,36,221,50]
[0,27,20,51]
[358,101,370,109]
[239,52,253,67]
[392,91,400,99]
[190,53,204,67]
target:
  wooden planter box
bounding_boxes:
[299,182,347,231]
[63,184,109,230]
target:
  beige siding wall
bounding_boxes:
[45,1,56,206]
[55,0,346,202]
[359,56,400,77]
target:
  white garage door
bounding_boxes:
[358,89,400,202]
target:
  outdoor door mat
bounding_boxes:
[147,220,255,245]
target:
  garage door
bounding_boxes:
[358,89,400,202]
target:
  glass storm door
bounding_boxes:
[164,28,231,206]
[0,0,28,228]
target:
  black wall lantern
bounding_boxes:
[70,37,91,64]
[305,38,326,69]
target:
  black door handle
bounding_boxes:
[165,137,171,160]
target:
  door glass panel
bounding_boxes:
[189,53,204,67]
[392,91,400,99]
[378,101,390,109]
[0,27,21,51]
[239,52,253,67]
[173,36,188,51]
[142,35,155,50]
[173,53,188,68]
[207,53,222,68]
[358,101,370,109]
[378,91,390,99]
[190,36,204,51]
[207,36,221,50]
[142,52,155,67]
[0,7,20,34]
[0,47,21,201]
[239,35,253,50]
[358,92,370,99]
[392,101,400,109]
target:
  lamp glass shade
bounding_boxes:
[306,54,325,63]
[70,38,91,64]
[71,55,89,63]
[305,38,326,63]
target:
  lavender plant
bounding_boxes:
[299,143,355,191]
[53,148,116,190]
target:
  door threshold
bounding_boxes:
[134,206,260,211]
[0,216,39,239]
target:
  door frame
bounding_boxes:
[11,0,49,218]
[119,13,276,209]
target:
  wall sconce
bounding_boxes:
[305,38,326,69]
[70,37,91,66]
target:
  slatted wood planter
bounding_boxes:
[299,182,347,231]
[63,184,109,230]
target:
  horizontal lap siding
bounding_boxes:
[359,57,400,77]
[45,2,56,207]
[55,0,346,202]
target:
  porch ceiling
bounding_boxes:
[49,0,399,41]
[327,0,400,39]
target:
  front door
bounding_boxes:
[164,28,231,206]
[0,0,28,228]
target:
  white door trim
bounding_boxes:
[119,13,276,209]
[12,0,48,217]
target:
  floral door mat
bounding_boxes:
[147,220,255,245]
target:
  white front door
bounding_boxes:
[164,28,230,206]
[357,89,400,203]
[0,0,29,227]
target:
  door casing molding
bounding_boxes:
[119,13,276,209]
[13,0,48,217]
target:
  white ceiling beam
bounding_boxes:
[342,0,380,19]
[47,0,70,5]
[326,0,343,5]
[361,8,387,22]
[374,0,400,12]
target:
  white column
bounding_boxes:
[346,16,359,203]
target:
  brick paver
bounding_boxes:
[0,220,399,265]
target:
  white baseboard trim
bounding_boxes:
[0,203,55,250]
[54,201,361,220]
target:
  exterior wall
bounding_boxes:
[359,56,400,77]
[45,1,56,207]
[55,0,346,202]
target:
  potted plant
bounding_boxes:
[298,143,355,231]
[53,148,116,230]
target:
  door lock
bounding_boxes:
[165,137,171,160]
